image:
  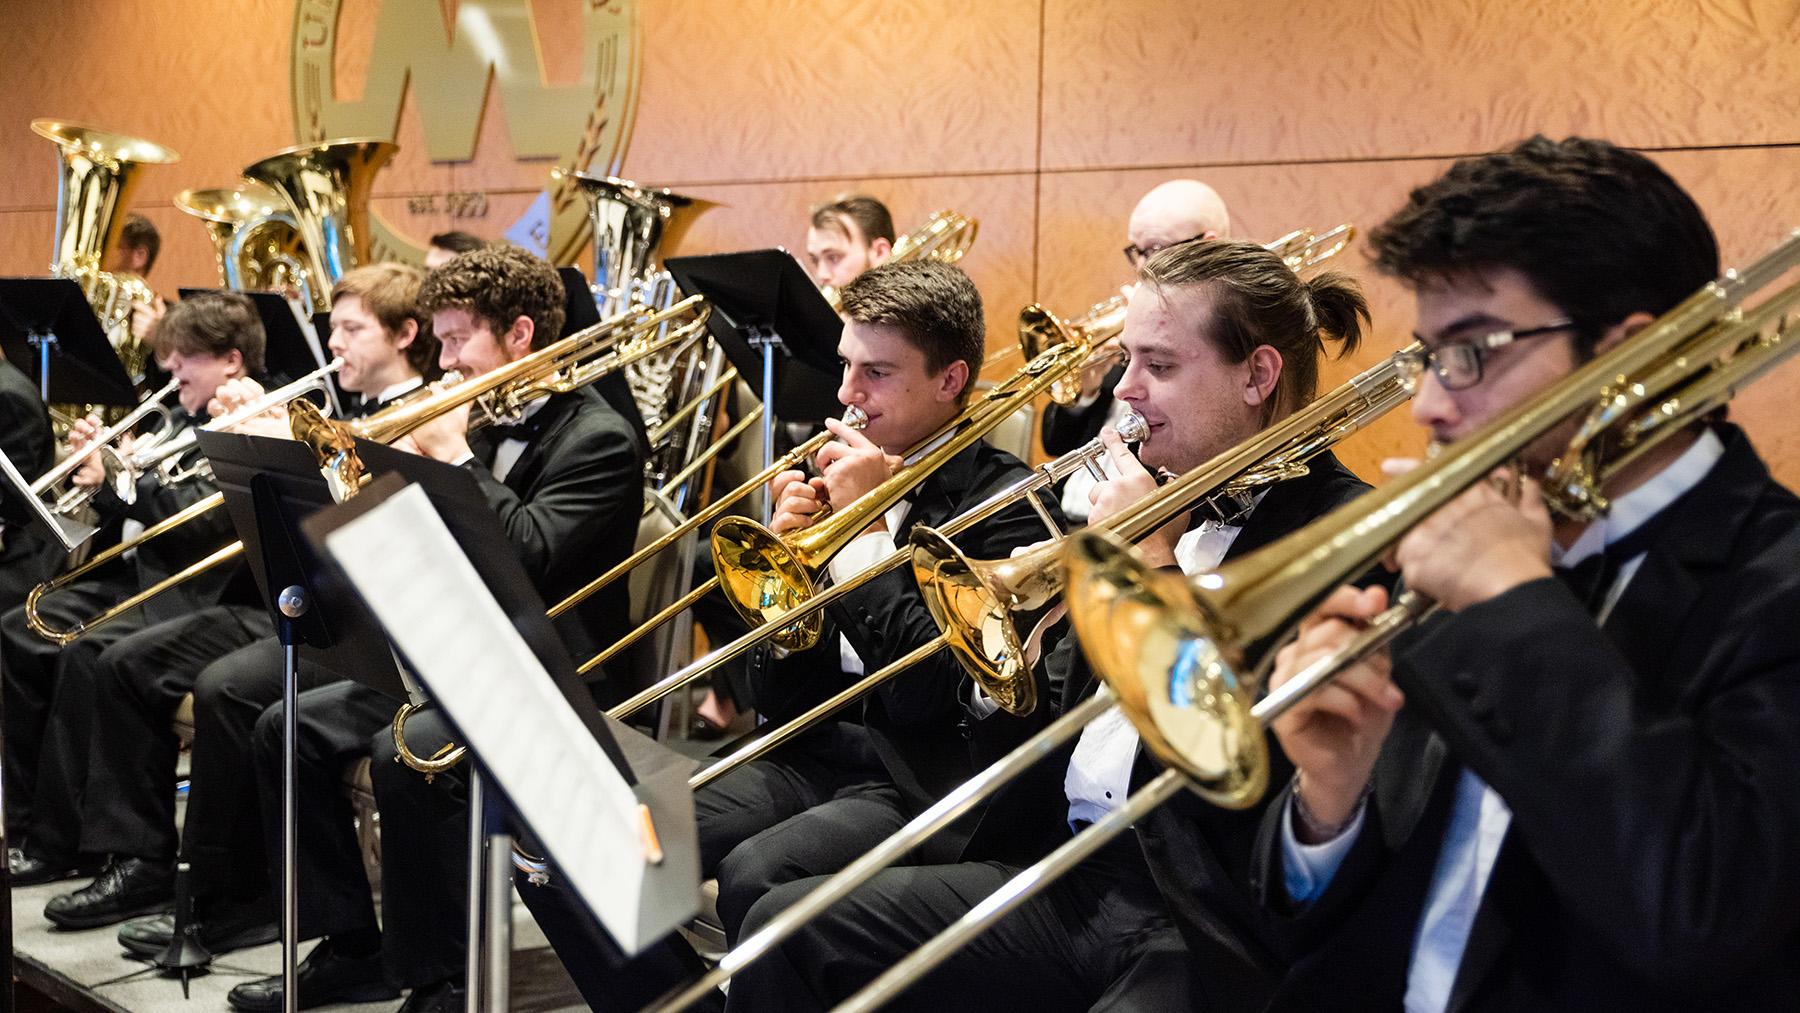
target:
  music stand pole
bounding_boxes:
[485,815,514,1010]
[277,585,308,1013]
[464,771,485,1005]
[747,325,781,522]
[464,771,512,1009]
[30,330,54,404]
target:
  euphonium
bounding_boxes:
[560,171,715,317]
[175,183,316,309]
[1062,227,1800,812]
[33,119,180,383]
[241,138,397,311]
[822,209,980,310]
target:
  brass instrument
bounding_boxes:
[648,343,1417,1013]
[240,138,397,312]
[1061,227,1800,811]
[175,182,316,309]
[998,223,1358,397]
[822,209,980,310]
[23,362,349,645]
[26,376,180,526]
[33,119,179,386]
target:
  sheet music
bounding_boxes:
[322,483,646,943]
[0,444,93,553]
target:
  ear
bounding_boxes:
[936,359,971,403]
[1199,228,1222,242]
[868,237,893,265]
[393,318,418,352]
[507,315,536,357]
[1242,345,1282,407]
[1593,311,1655,357]
[223,349,245,377]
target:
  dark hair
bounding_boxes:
[1368,135,1719,357]
[838,260,984,403]
[331,263,440,378]
[153,292,266,375]
[417,246,566,350]
[119,214,161,273]
[427,230,487,255]
[810,195,896,246]
[1140,238,1367,423]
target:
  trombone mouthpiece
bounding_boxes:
[842,405,869,430]
[1116,411,1149,444]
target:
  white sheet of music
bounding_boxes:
[322,483,646,942]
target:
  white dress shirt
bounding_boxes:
[1062,517,1242,826]
[363,376,423,411]
[1280,427,1727,1013]
[490,396,551,484]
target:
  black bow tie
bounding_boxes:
[485,418,542,443]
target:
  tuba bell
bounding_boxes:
[32,118,180,384]
[240,138,397,311]
[175,182,317,309]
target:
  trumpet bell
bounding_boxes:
[1062,526,1267,810]
[908,528,1038,715]
[710,515,825,651]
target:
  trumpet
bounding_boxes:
[822,210,979,310]
[988,224,1357,393]
[23,361,347,645]
[26,376,179,523]
[646,343,1416,1011]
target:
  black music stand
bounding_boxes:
[0,277,138,406]
[181,289,341,416]
[666,250,842,515]
[302,469,699,1007]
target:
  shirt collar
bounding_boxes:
[1557,426,1725,566]
[364,376,423,407]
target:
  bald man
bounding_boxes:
[1040,179,1231,520]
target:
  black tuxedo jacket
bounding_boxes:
[1038,364,1126,456]
[465,386,644,674]
[749,438,1061,863]
[1252,425,1800,1010]
[0,359,60,595]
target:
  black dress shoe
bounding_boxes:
[225,937,399,1011]
[43,857,173,930]
[397,979,466,1013]
[118,909,278,958]
[7,846,102,887]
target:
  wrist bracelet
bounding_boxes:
[1291,774,1370,842]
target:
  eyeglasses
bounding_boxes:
[1397,319,1577,391]
[1123,241,1182,269]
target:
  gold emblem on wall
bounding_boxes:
[290,0,640,264]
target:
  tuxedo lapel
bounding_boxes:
[496,393,582,494]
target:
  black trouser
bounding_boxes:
[1,576,143,850]
[251,678,395,943]
[77,608,274,879]
[727,831,1201,1012]
[364,706,469,989]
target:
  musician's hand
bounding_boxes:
[67,414,108,489]
[1077,359,1113,402]
[1088,426,1183,567]
[406,401,473,463]
[769,469,827,533]
[1392,467,1553,612]
[130,296,166,343]
[1268,584,1403,839]
[814,418,901,533]
[208,377,267,419]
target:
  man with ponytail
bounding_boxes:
[727,237,1376,1010]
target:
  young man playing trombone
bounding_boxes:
[3,293,266,892]
[725,238,1372,1011]
[1257,136,1800,1007]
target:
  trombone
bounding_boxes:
[23,360,346,645]
[646,343,1417,1013]
[820,228,1800,1011]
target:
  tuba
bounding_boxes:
[175,182,317,309]
[33,119,180,384]
[240,138,397,311]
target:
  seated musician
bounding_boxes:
[222,246,645,1012]
[3,293,263,890]
[728,238,1371,1010]
[425,229,486,270]
[0,340,59,614]
[1255,136,1800,1007]
[45,265,437,957]
[1043,178,1232,522]
[804,194,895,291]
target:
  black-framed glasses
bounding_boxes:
[1398,319,1578,391]
[1122,243,1160,268]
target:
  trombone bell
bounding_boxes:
[1062,526,1266,809]
[908,528,1039,715]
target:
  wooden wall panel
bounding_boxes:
[628,0,1041,183]
[1042,0,1800,170]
